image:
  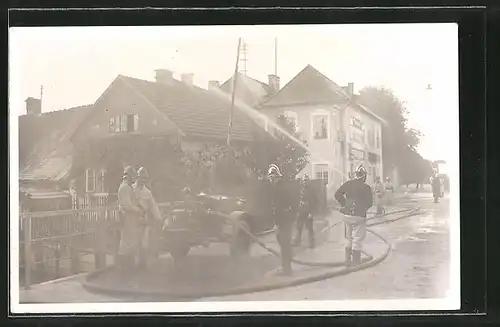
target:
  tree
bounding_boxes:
[358,87,431,185]
[242,112,309,180]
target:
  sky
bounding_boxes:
[9,24,458,162]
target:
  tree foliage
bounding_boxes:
[242,112,309,180]
[358,87,432,185]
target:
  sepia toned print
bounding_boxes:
[9,24,460,313]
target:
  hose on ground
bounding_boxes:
[224,206,423,268]
[82,205,424,299]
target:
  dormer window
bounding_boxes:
[109,114,139,133]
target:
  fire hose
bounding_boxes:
[82,206,424,299]
[223,206,423,268]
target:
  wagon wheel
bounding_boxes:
[229,219,252,260]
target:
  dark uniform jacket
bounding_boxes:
[271,179,294,225]
[334,179,373,218]
[299,183,316,216]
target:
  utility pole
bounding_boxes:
[240,40,248,76]
[274,37,278,76]
[40,85,44,112]
[227,38,242,148]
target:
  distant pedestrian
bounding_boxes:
[334,165,373,266]
[385,176,394,205]
[431,172,441,203]
[293,174,316,249]
[373,176,385,215]
[268,164,294,276]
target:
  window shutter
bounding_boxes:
[134,114,139,131]
[115,115,121,133]
[120,115,127,132]
[109,116,115,133]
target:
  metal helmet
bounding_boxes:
[137,166,149,180]
[267,164,283,180]
[123,166,138,180]
[354,164,367,180]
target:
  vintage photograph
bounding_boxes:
[9,23,459,313]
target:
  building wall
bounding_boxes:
[344,105,384,185]
[72,79,178,144]
[261,103,384,199]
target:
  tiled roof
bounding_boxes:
[261,65,385,124]
[19,105,93,182]
[120,75,263,143]
[220,73,272,107]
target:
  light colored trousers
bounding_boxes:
[343,215,367,251]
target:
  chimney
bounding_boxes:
[208,80,220,91]
[154,69,174,84]
[346,82,354,97]
[25,97,41,115]
[181,73,194,86]
[268,74,280,93]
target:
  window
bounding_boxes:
[284,111,299,132]
[314,164,329,184]
[312,113,329,140]
[85,168,96,193]
[109,114,139,133]
[376,129,381,149]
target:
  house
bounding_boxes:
[19,69,271,209]
[214,72,279,107]
[19,99,94,211]
[259,65,386,198]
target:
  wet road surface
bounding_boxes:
[200,192,451,301]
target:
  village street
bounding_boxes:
[200,189,451,302]
[19,189,451,304]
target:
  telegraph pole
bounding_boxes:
[227,38,242,148]
[40,85,44,112]
[240,40,248,76]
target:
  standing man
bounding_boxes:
[117,166,145,272]
[268,164,294,276]
[431,172,442,203]
[385,176,394,205]
[334,165,373,266]
[293,174,316,249]
[373,176,385,215]
[134,167,163,269]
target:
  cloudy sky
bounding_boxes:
[9,24,458,161]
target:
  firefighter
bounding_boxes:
[293,174,316,249]
[117,166,145,271]
[334,164,373,266]
[373,176,385,215]
[268,164,294,276]
[134,167,163,269]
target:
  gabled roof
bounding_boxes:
[261,65,386,124]
[119,75,264,142]
[261,65,347,107]
[220,73,272,107]
[19,105,93,182]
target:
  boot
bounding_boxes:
[345,247,352,266]
[352,250,361,265]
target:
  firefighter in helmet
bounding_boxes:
[134,167,162,269]
[334,164,373,266]
[293,174,316,249]
[267,164,294,276]
[117,166,145,272]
